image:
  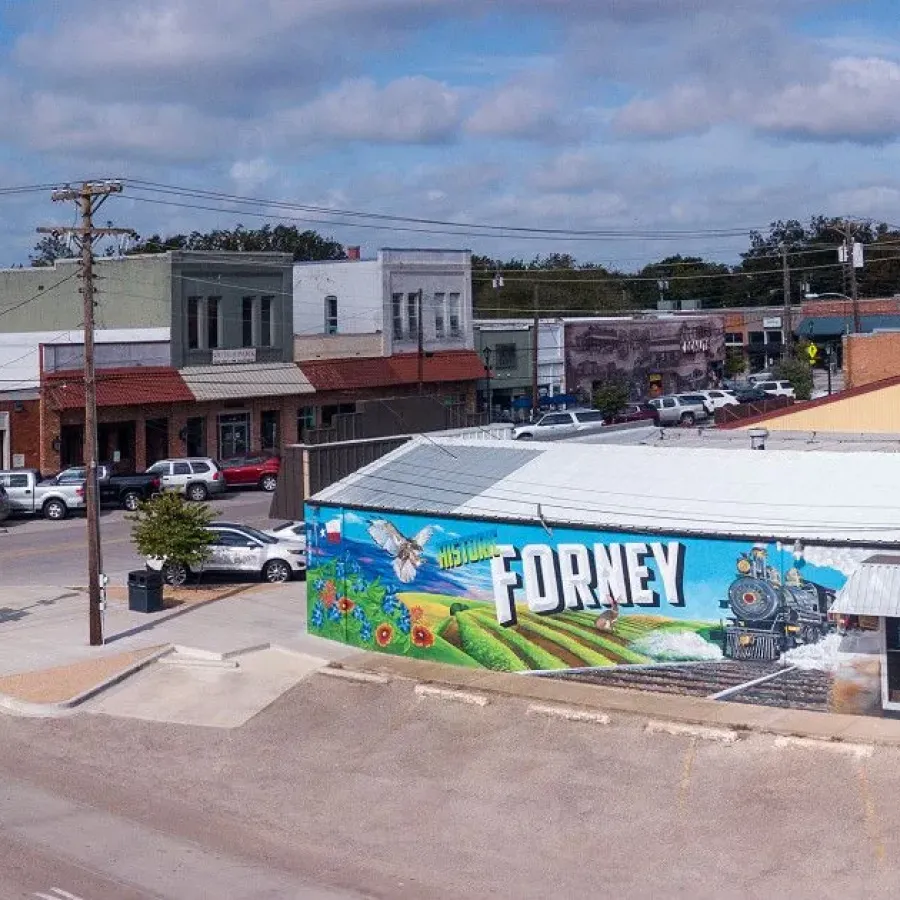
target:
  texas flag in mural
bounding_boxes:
[325,518,342,544]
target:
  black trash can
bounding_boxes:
[128,569,164,613]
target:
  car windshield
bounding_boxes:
[679,395,704,403]
[235,524,278,544]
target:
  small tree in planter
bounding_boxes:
[592,379,631,420]
[129,492,216,586]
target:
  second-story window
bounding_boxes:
[434,292,446,339]
[448,292,461,337]
[242,297,254,348]
[325,295,338,335]
[407,292,419,339]
[187,296,200,349]
[207,296,221,349]
[392,293,404,340]
[261,296,274,347]
[495,343,517,369]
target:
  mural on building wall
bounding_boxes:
[307,505,889,714]
[304,505,861,668]
[565,318,725,402]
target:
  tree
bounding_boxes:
[129,223,347,261]
[592,379,631,419]
[30,233,75,267]
[773,345,814,401]
[129,493,216,585]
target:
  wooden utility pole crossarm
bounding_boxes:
[39,181,134,647]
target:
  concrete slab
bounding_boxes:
[87,647,328,728]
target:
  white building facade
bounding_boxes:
[293,249,474,358]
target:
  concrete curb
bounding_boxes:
[336,652,900,748]
[0,645,173,719]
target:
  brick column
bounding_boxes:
[134,415,147,471]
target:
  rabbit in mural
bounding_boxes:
[367,519,434,583]
[594,596,620,633]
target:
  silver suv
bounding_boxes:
[513,408,606,440]
[648,395,710,426]
[145,458,225,502]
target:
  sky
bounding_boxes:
[2,0,900,268]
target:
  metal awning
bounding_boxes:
[831,555,900,616]
[796,315,900,338]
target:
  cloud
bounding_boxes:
[466,78,575,140]
[280,77,463,145]
[755,57,900,142]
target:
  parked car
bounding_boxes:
[733,386,770,403]
[0,485,9,523]
[146,522,306,586]
[695,389,739,410]
[676,393,715,416]
[648,395,710,426]
[513,408,606,440]
[145,458,225,502]
[219,454,280,492]
[609,403,660,426]
[0,469,85,520]
[53,464,161,511]
[755,379,796,399]
[747,372,774,385]
[265,521,306,543]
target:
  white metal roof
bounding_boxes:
[180,363,314,401]
[831,556,900,616]
[313,436,900,544]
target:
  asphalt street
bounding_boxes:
[0,489,283,588]
[0,674,899,898]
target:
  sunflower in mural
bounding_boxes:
[411,624,435,649]
[375,623,394,647]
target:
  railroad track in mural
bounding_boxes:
[543,661,833,712]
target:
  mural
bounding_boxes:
[564,317,725,401]
[305,505,852,673]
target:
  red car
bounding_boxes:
[610,403,660,426]
[219,454,280,492]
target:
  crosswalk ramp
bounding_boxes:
[35,888,86,900]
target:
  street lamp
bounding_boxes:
[482,346,493,420]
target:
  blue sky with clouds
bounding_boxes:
[1,0,900,267]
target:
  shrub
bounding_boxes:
[592,380,631,419]
[129,492,216,570]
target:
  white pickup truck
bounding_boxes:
[0,468,86,520]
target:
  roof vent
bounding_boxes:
[749,427,769,450]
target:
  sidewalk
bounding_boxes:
[338,652,900,748]
[0,581,358,707]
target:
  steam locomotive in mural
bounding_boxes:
[720,544,836,660]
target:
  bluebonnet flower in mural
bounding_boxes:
[381,592,399,615]
[313,579,325,592]
[351,605,367,623]
[397,605,411,635]
[311,601,325,629]
[327,603,342,623]
[360,621,373,643]
[335,561,346,579]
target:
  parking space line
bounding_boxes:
[677,737,696,814]
[858,761,886,867]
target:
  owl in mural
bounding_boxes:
[367,519,434,583]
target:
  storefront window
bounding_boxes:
[261,410,279,451]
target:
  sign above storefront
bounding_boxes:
[211,348,257,365]
[763,316,782,329]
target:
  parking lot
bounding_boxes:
[0,489,282,588]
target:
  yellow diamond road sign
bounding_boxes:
[807,343,819,361]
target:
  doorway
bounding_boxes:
[218,412,249,459]
[60,424,84,468]
[145,417,169,466]
[98,421,136,473]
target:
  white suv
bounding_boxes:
[695,389,739,410]
[145,458,225,501]
[755,380,795,399]
[648,395,710,426]
[513,409,606,440]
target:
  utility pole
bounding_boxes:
[38,182,134,647]
[833,221,862,333]
[416,288,424,394]
[781,244,792,356]
[482,346,493,418]
[531,283,540,421]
